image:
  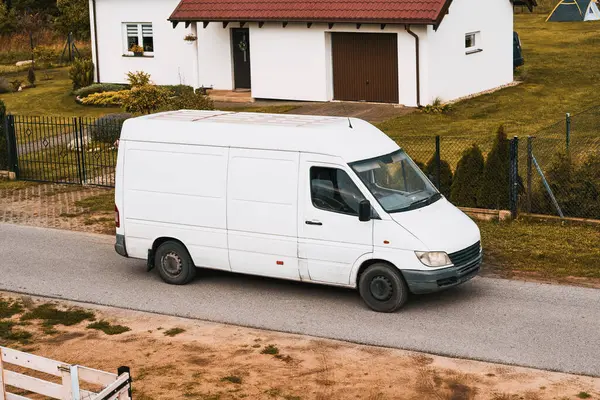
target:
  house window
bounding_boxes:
[123,23,154,54]
[465,31,482,55]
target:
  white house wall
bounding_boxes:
[90,0,196,86]
[197,23,236,90]
[248,23,423,105]
[424,0,514,104]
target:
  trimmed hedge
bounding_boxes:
[478,125,510,209]
[424,156,453,198]
[74,83,130,98]
[450,144,485,207]
[90,113,133,144]
[81,91,130,107]
[161,85,194,97]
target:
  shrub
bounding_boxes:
[161,84,194,97]
[10,79,22,92]
[162,90,214,111]
[478,125,510,209]
[422,97,452,114]
[450,144,485,207]
[80,91,130,106]
[537,152,600,219]
[0,76,11,93]
[424,156,453,198]
[122,85,170,114]
[126,71,151,87]
[69,58,94,90]
[33,46,59,65]
[74,83,130,98]
[27,67,36,86]
[90,113,132,144]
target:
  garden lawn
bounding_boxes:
[378,14,600,164]
[479,218,600,282]
[0,67,121,117]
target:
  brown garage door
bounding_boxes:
[332,33,399,104]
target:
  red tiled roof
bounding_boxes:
[169,0,453,25]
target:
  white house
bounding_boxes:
[88,0,535,106]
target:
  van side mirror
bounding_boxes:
[358,200,371,222]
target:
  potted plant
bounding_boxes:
[130,45,144,57]
[183,33,197,45]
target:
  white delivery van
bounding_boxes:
[114,110,482,312]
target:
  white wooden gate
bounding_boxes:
[0,347,132,400]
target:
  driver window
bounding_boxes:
[310,167,365,215]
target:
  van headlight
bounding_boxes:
[415,251,452,267]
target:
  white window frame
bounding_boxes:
[122,22,154,56]
[465,31,482,55]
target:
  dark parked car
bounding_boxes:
[514,31,524,68]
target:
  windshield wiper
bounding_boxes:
[388,193,442,213]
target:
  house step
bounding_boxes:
[208,90,254,103]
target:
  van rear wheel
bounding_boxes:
[155,241,196,285]
[359,263,408,312]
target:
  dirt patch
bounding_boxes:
[1,292,598,400]
[0,182,113,234]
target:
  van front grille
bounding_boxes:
[449,241,481,268]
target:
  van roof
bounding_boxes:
[121,110,399,162]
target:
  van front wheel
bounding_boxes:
[155,241,196,285]
[358,263,408,312]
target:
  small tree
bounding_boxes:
[69,58,94,89]
[122,85,170,114]
[450,144,484,207]
[425,156,453,198]
[478,125,510,209]
[27,67,36,87]
[126,71,151,87]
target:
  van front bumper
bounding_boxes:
[115,234,128,258]
[402,256,481,294]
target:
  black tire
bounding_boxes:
[155,241,196,285]
[358,263,408,313]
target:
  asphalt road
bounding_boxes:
[1,223,599,376]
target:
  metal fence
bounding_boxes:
[1,109,599,220]
[3,114,121,187]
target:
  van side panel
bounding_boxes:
[122,141,230,270]
[227,148,300,280]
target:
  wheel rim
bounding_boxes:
[161,251,183,278]
[370,276,393,301]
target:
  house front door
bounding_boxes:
[232,28,251,89]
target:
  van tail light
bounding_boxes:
[115,205,120,228]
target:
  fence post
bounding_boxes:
[117,366,132,399]
[565,112,571,153]
[73,117,84,185]
[509,136,519,219]
[78,117,87,184]
[526,136,533,214]
[435,135,441,190]
[5,114,19,178]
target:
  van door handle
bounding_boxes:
[305,220,323,226]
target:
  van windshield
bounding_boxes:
[350,150,441,213]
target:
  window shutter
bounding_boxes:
[126,24,139,37]
[142,24,153,37]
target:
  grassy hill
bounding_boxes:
[379,13,600,162]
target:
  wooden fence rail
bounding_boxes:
[0,347,131,400]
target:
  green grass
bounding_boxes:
[378,15,600,164]
[164,327,186,337]
[20,303,95,327]
[576,392,592,399]
[87,320,131,335]
[0,67,121,117]
[0,320,33,344]
[75,192,114,213]
[0,179,40,191]
[260,344,279,355]
[0,298,23,319]
[221,375,243,384]
[479,218,600,279]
